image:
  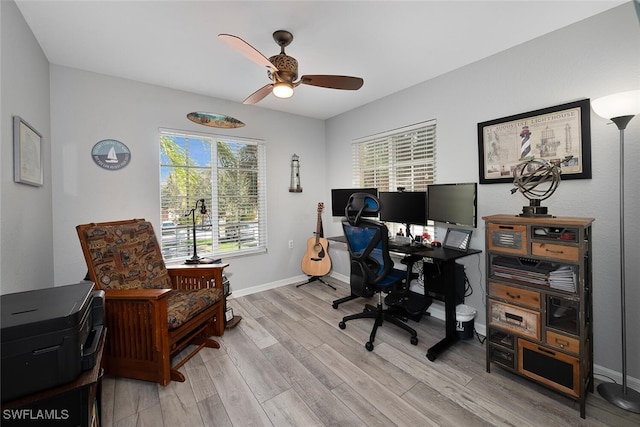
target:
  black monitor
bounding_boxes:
[378,191,427,228]
[427,182,477,228]
[330,188,378,217]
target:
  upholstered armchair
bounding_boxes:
[76,219,227,385]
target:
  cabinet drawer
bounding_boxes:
[518,339,580,397]
[531,242,579,262]
[489,300,540,340]
[487,223,528,255]
[489,345,515,369]
[546,330,580,354]
[490,282,541,309]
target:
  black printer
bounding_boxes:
[1,282,104,402]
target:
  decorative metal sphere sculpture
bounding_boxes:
[510,157,566,217]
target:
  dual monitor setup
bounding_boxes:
[331,182,477,247]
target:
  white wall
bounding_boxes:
[49,66,326,290]
[0,0,53,294]
[326,3,640,381]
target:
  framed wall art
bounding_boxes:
[477,99,591,184]
[13,115,43,186]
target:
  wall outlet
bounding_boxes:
[288,240,294,249]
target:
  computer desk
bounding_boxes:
[329,235,481,361]
[413,245,481,361]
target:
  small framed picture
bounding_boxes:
[13,116,43,186]
[225,307,234,322]
[443,228,473,252]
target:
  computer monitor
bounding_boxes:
[378,191,428,228]
[330,188,378,217]
[427,182,477,228]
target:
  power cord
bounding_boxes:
[473,328,486,344]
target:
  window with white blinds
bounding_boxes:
[352,120,436,192]
[160,130,267,261]
[352,121,436,238]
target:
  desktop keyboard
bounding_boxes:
[388,243,421,253]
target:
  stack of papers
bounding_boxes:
[548,266,577,292]
[492,256,554,286]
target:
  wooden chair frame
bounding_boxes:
[77,219,227,385]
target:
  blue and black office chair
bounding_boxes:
[338,193,418,351]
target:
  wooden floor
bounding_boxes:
[100,277,639,427]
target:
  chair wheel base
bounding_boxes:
[338,321,346,329]
[365,341,374,351]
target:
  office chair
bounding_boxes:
[338,193,418,351]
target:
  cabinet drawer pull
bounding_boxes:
[499,225,514,230]
[554,338,570,348]
[505,312,523,323]
[537,346,556,356]
[546,248,564,254]
[505,291,521,300]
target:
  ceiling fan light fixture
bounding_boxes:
[272,82,294,99]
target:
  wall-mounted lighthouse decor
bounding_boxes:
[289,153,302,193]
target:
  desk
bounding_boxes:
[415,246,481,361]
[328,235,481,361]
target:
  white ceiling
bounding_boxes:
[16,0,626,120]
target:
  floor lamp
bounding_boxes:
[592,89,640,413]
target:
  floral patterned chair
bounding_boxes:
[76,219,227,385]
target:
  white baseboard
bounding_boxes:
[228,274,308,298]
[228,274,639,392]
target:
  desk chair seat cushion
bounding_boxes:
[376,268,406,288]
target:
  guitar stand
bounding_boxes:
[297,276,336,290]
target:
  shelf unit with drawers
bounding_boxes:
[483,214,594,418]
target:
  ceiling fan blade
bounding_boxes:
[300,75,364,90]
[243,84,273,104]
[218,33,277,72]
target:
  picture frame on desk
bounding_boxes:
[477,99,591,184]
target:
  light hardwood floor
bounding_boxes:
[100,277,639,427]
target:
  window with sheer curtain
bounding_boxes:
[160,129,267,261]
[352,120,436,235]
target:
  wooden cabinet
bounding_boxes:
[484,215,593,418]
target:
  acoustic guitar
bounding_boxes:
[301,203,332,277]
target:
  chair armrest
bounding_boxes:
[165,263,229,291]
[103,288,172,301]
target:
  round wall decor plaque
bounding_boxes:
[92,139,131,170]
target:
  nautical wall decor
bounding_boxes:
[289,153,302,192]
[187,112,245,128]
[91,139,131,170]
[477,99,591,184]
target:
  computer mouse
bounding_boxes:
[432,241,442,247]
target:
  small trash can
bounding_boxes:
[455,304,477,340]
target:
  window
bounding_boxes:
[352,120,436,236]
[160,130,267,261]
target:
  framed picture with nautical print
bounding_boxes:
[13,116,43,186]
[477,99,592,184]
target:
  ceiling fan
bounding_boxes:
[219,30,364,104]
